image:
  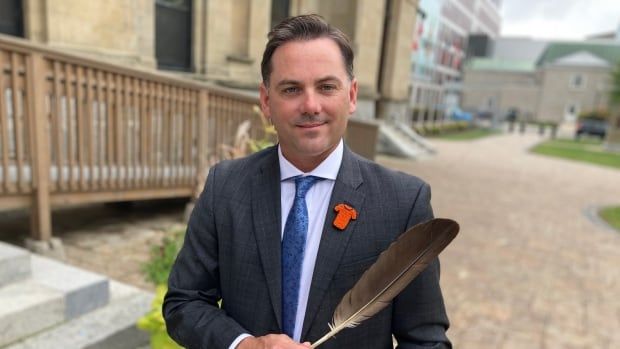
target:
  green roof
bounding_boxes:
[536,41,620,67]
[466,58,536,72]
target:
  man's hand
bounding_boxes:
[237,334,311,349]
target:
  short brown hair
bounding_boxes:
[261,14,354,85]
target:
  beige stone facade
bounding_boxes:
[537,65,611,122]
[377,0,418,122]
[463,63,614,124]
[12,0,418,121]
[462,68,540,120]
[24,0,156,67]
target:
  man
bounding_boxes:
[164,14,451,349]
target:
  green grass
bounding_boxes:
[530,138,620,169]
[599,206,620,231]
[433,128,499,140]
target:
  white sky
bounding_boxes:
[501,0,620,40]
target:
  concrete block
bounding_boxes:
[5,287,153,349]
[0,242,31,286]
[31,255,109,320]
[25,237,66,260]
[0,280,64,347]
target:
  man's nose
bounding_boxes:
[300,90,321,115]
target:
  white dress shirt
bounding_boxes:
[230,140,343,348]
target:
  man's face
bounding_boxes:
[259,38,357,171]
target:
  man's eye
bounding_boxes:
[320,84,337,92]
[282,87,299,94]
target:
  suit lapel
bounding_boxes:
[251,147,284,329]
[301,146,365,340]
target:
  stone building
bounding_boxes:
[462,41,620,124]
[461,59,539,120]
[409,0,501,125]
[0,0,420,122]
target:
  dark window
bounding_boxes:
[0,0,24,37]
[156,0,192,71]
[271,0,290,29]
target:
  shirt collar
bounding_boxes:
[278,139,343,182]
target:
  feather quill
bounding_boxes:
[311,218,459,348]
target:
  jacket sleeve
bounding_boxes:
[392,182,452,349]
[163,164,247,349]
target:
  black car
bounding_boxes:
[575,118,608,139]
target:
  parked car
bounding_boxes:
[450,107,473,121]
[575,118,608,139]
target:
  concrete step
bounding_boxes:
[0,242,31,286]
[4,281,153,349]
[30,255,109,320]
[378,122,430,159]
[0,280,65,347]
[394,122,436,154]
[0,243,111,346]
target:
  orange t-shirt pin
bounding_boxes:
[333,203,357,230]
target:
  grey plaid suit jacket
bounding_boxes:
[163,145,451,349]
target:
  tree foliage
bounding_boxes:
[612,61,620,104]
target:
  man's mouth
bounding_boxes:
[297,121,326,128]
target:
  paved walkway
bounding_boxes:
[379,133,620,348]
[2,132,619,348]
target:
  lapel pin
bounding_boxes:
[333,203,357,230]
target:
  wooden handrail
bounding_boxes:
[0,34,264,241]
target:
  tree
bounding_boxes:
[606,61,620,151]
[612,61,620,104]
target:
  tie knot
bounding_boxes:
[294,175,323,198]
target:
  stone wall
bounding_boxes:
[25,0,156,68]
[537,65,611,122]
[462,68,540,120]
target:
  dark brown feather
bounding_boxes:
[311,218,459,348]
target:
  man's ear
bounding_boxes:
[348,78,358,115]
[259,82,271,118]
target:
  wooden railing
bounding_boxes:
[0,34,264,240]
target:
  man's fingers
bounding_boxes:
[237,334,310,348]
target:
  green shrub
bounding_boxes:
[137,285,183,349]
[142,227,185,285]
[578,110,610,121]
[138,227,185,349]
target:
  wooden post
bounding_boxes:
[197,90,208,179]
[27,53,52,241]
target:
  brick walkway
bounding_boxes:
[2,132,618,348]
[380,133,620,348]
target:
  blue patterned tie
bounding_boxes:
[282,175,323,338]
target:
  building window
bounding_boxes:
[156,0,193,71]
[570,74,585,89]
[271,0,291,29]
[0,0,24,37]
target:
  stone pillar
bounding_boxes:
[205,1,234,81]
[248,0,271,82]
[352,0,385,121]
[289,0,320,15]
[23,0,48,43]
[290,0,386,121]
[205,0,269,87]
[377,0,418,123]
[192,0,207,75]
